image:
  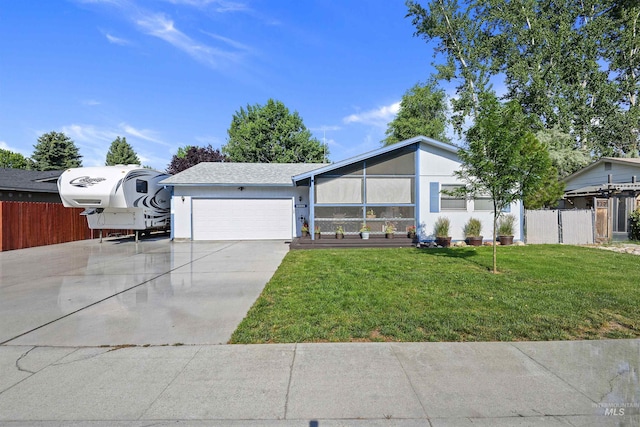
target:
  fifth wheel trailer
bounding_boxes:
[58,166,171,239]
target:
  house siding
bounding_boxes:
[418,142,522,242]
[565,163,640,191]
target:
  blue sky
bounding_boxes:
[0,0,442,170]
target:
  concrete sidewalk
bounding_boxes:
[1,340,638,426]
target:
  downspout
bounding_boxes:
[414,143,421,242]
[309,176,315,241]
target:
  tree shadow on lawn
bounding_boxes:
[417,247,493,272]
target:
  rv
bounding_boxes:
[58,166,171,237]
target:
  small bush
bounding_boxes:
[629,208,640,241]
[497,214,516,236]
[463,217,482,237]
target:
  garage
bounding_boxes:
[192,198,294,240]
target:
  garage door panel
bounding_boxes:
[193,199,293,240]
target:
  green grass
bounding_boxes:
[230,245,640,343]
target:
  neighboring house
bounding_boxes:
[562,157,640,241]
[161,136,523,242]
[0,169,63,203]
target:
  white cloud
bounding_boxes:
[119,123,169,146]
[163,0,249,13]
[105,33,130,45]
[82,99,101,106]
[135,13,239,69]
[343,102,401,128]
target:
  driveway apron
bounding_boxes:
[0,238,288,346]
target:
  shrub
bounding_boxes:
[629,208,640,241]
[463,218,482,237]
[497,214,516,236]
[434,217,450,237]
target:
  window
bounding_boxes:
[474,196,493,211]
[366,177,414,203]
[441,185,466,210]
[136,179,148,194]
[315,177,362,204]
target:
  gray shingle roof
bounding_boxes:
[160,162,326,186]
[0,169,62,193]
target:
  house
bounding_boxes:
[161,136,523,242]
[0,169,63,203]
[562,157,640,241]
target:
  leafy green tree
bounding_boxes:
[223,99,328,163]
[406,0,639,160]
[175,145,194,159]
[0,148,28,169]
[383,81,450,145]
[31,131,82,171]
[167,145,227,175]
[105,136,140,165]
[535,128,591,178]
[452,94,551,273]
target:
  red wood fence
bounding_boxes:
[0,201,92,251]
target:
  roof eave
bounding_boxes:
[291,136,456,182]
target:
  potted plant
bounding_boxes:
[366,209,376,219]
[314,225,321,239]
[407,225,417,240]
[360,223,371,240]
[463,217,483,246]
[301,221,309,237]
[497,214,516,245]
[384,223,396,239]
[433,216,451,247]
[335,225,345,239]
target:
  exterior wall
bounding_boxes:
[171,185,307,239]
[418,143,522,242]
[565,162,640,191]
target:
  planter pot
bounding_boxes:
[385,233,394,239]
[301,231,309,237]
[465,236,483,246]
[361,231,370,240]
[336,233,344,239]
[435,236,451,247]
[499,235,514,246]
[314,233,321,239]
[366,215,376,219]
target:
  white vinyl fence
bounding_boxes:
[525,209,594,244]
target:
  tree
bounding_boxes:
[31,131,82,171]
[223,99,328,163]
[106,136,140,166]
[383,81,450,145]
[166,145,228,175]
[105,136,140,166]
[406,0,639,160]
[452,94,550,273]
[0,148,28,169]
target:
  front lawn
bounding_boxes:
[230,245,640,343]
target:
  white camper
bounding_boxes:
[58,166,171,234]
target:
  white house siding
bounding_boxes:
[418,142,522,242]
[171,186,308,240]
[565,162,640,191]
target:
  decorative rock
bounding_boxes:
[513,241,526,246]
[453,241,467,247]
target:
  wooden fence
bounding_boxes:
[0,201,92,251]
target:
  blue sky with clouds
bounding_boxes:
[1,0,444,170]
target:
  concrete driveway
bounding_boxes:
[0,237,288,346]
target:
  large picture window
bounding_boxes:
[315,177,362,204]
[366,178,414,204]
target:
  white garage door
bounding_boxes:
[192,198,293,240]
